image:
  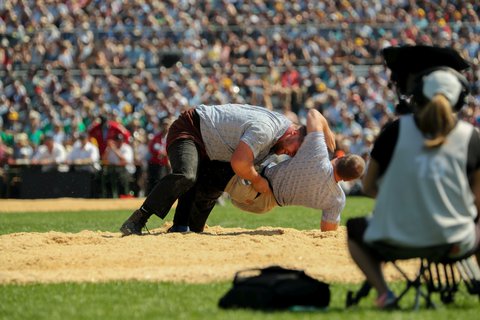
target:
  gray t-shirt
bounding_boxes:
[195,104,291,164]
[265,132,345,223]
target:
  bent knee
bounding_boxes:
[171,172,197,190]
[183,171,197,184]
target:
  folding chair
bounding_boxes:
[452,256,480,299]
[346,259,437,310]
[346,251,480,310]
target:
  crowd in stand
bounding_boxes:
[0,0,479,198]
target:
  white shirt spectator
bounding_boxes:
[67,136,100,171]
[32,138,67,171]
[104,139,136,174]
[58,47,74,69]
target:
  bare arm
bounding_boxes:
[362,158,380,198]
[307,109,338,231]
[306,109,336,152]
[230,141,271,193]
[473,169,480,217]
[321,220,339,231]
[473,169,480,267]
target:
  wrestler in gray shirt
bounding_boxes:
[195,104,291,165]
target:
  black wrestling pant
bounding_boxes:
[174,160,234,232]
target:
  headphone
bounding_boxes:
[409,66,470,112]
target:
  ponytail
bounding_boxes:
[416,94,456,148]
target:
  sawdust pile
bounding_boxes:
[0,223,418,284]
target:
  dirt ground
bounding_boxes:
[0,198,418,284]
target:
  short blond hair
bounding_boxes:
[336,154,365,181]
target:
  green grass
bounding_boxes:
[1,196,479,320]
[1,280,479,320]
[0,196,374,235]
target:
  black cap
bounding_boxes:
[382,45,470,94]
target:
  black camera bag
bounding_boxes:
[218,265,330,310]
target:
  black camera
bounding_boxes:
[382,45,470,114]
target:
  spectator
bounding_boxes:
[132,129,149,197]
[10,133,33,165]
[146,117,172,194]
[0,135,11,165]
[281,62,303,114]
[0,135,12,197]
[101,133,135,198]
[348,127,366,156]
[31,133,67,172]
[51,121,66,145]
[66,132,100,173]
[25,111,43,147]
[88,115,131,157]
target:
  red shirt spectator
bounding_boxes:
[0,135,12,166]
[88,116,131,156]
[146,118,172,194]
[148,131,169,166]
[281,64,301,88]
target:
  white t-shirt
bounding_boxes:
[67,141,100,164]
[32,142,67,171]
[32,142,66,163]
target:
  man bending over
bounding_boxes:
[188,109,365,232]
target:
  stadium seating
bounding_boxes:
[1,1,479,198]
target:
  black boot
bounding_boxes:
[167,224,190,233]
[120,209,150,236]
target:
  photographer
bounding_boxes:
[346,46,480,309]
